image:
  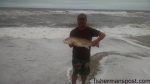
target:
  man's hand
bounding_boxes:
[92,39,100,47]
[92,32,105,47]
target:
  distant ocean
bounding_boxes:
[0,7,150,28]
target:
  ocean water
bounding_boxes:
[0,8,150,28]
[0,8,150,84]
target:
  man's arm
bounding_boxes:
[92,31,105,47]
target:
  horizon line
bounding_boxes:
[0,6,150,12]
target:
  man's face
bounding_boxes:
[78,19,87,28]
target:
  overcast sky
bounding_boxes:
[0,0,150,10]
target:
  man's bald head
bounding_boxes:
[77,13,87,29]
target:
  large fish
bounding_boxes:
[64,37,93,49]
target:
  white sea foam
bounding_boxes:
[0,26,150,84]
[0,25,149,39]
[92,55,150,79]
[0,10,67,16]
[0,27,72,39]
[100,25,150,37]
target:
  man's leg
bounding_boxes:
[72,74,77,84]
[81,75,87,84]
[80,62,90,84]
[72,59,80,84]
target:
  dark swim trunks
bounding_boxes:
[72,59,90,76]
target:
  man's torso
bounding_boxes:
[70,26,99,61]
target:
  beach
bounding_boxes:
[0,8,150,84]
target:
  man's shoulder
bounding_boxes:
[70,27,78,33]
[70,27,78,36]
